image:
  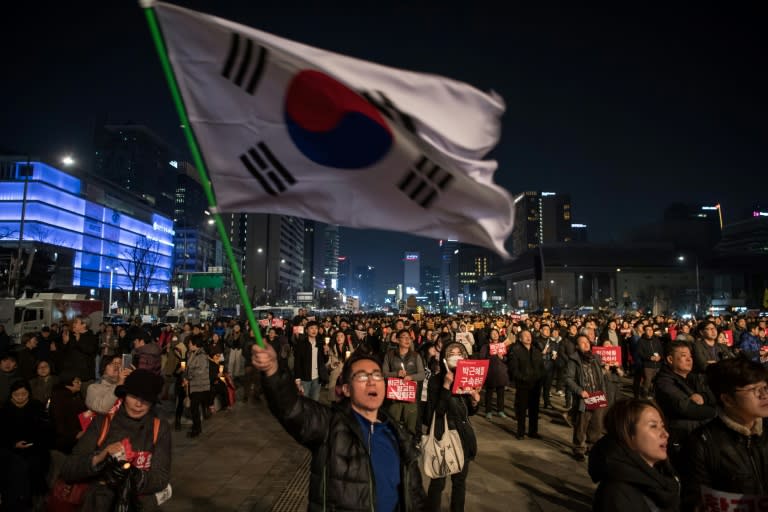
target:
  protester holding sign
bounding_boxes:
[478,328,510,420]
[383,329,425,435]
[682,358,768,511]
[565,335,609,461]
[426,341,480,512]
[588,398,679,512]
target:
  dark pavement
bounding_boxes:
[159,387,597,511]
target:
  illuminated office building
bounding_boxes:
[0,160,173,293]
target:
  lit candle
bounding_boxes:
[218,364,224,374]
[345,350,351,360]
[324,337,330,344]
[180,361,186,370]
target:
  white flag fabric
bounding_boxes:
[151,1,515,257]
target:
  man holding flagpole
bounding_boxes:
[252,341,427,510]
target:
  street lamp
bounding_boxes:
[106,265,114,313]
[678,255,701,313]
[61,155,76,167]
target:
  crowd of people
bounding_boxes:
[0,308,766,511]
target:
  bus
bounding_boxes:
[252,306,301,321]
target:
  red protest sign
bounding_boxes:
[386,378,417,403]
[292,325,304,336]
[584,391,608,410]
[78,410,95,432]
[592,346,621,366]
[452,359,489,394]
[489,342,507,357]
[724,330,734,347]
[272,318,285,329]
[258,319,269,328]
[700,486,768,512]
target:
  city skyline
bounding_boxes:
[1,2,764,288]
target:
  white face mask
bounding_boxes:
[447,355,463,369]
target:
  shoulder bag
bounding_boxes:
[419,412,464,479]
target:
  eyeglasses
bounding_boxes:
[351,371,385,383]
[736,385,768,399]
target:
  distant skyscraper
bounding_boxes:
[571,223,589,242]
[421,265,442,308]
[247,214,304,304]
[302,221,316,291]
[337,256,350,294]
[440,239,460,306]
[456,244,498,308]
[323,225,340,289]
[403,252,420,296]
[93,123,176,216]
[355,265,376,305]
[512,191,573,256]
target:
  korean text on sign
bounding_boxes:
[386,378,417,403]
[592,346,621,366]
[451,359,490,394]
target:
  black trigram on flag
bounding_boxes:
[397,156,453,208]
[221,32,268,95]
[239,142,296,196]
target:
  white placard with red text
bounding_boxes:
[386,378,417,403]
[700,486,768,512]
[451,359,489,394]
[592,346,621,366]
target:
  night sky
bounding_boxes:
[1,1,765,286]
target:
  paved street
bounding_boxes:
[160,388,596,511]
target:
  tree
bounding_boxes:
[118,236,162,315]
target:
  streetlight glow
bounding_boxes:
[61,155,75,166]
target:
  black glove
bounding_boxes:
[103,457,131,489]
[127,464,145,491]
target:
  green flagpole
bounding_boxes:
[142,4,265,348]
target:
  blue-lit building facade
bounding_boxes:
[0,160,173,294]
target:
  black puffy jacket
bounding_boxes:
[653,365,716,443]
[589,436,680,512]
[262,369,426,511]
[682,416,768,511]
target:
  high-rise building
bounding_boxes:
[571,223,589,242]
[456,244,498,308]
[247,214,304,304]
[302,221,316,291]
[323,224,340,289]
[93,124,177,217]
[337,256,350,294]
[403,252,420,296]
[421,265,442,309]
[354,265,376,306]
[511,191,573,256]
[439,239,460,307]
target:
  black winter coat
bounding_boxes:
[292,336,329,384]
[478,342,509,388]
[682,416,768,511]
[565,352,607,413]
[262,369,426,511]
[637,336,663,369]
[60,405,172,512]
[589,436,680,512]
[653,365,716,443]
[54,330,100,381]
[510,343,544,387]
[427,372,478,460]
